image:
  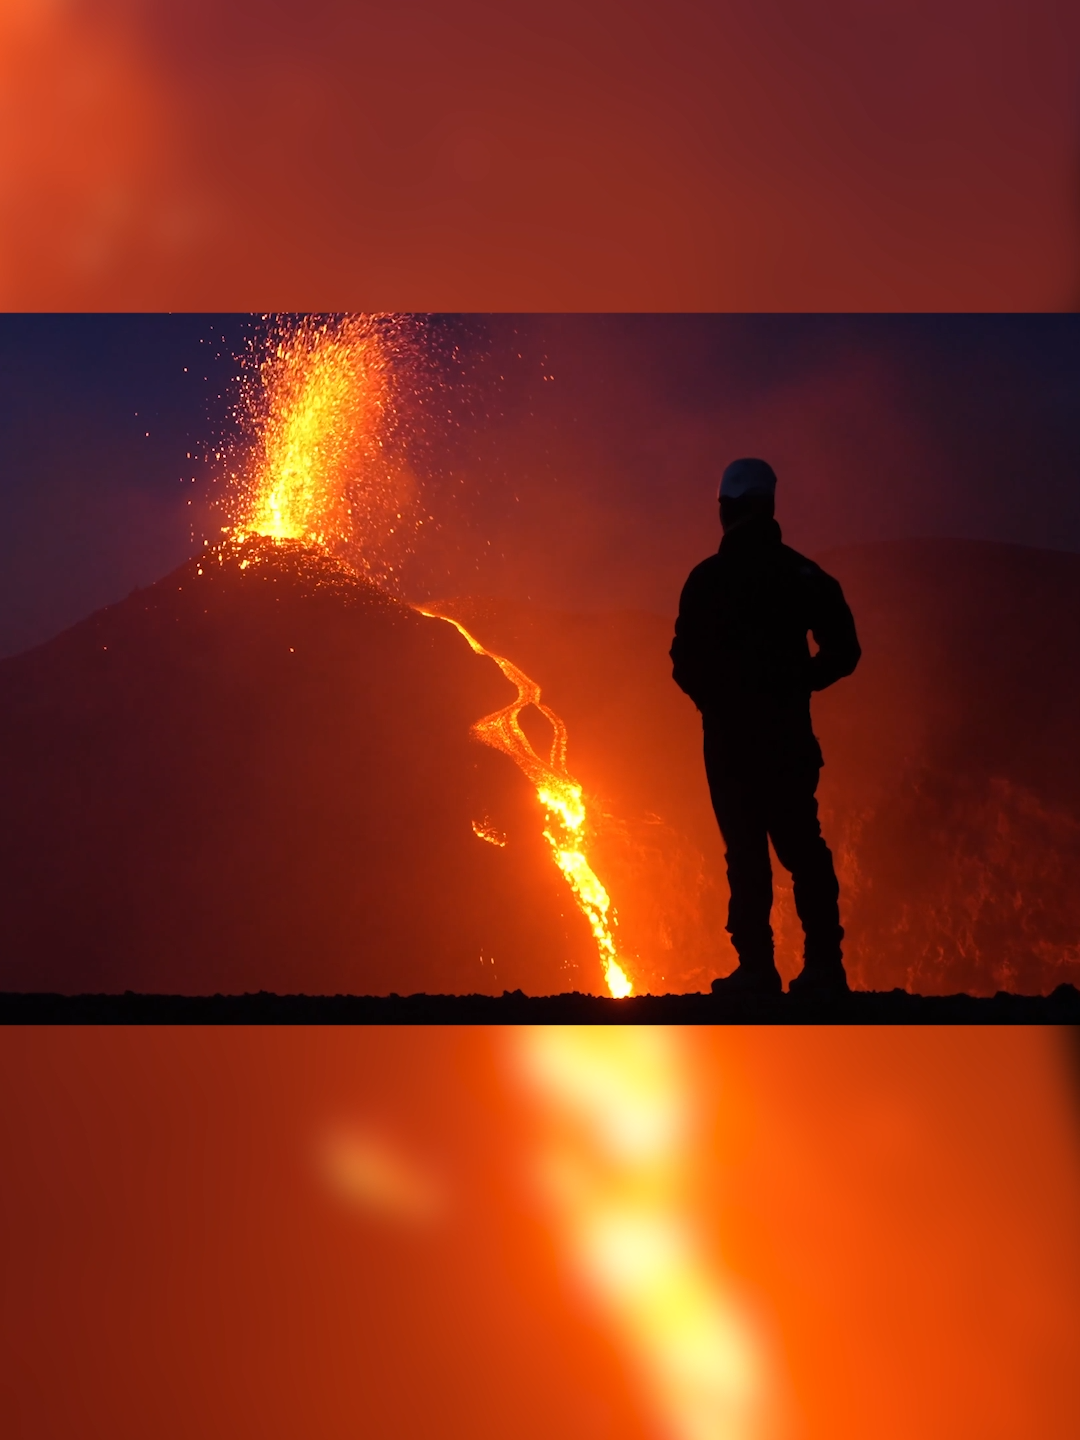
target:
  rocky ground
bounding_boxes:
[4,985,1078,1024]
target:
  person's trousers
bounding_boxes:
[703,739,843,971]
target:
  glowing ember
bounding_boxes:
[422,609,634,998]
[511,1027,780,1440]
[471,817,508,848]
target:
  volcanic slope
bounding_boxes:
[816,537,1080,996]
[4,535,1078,1001]
[437,538,1080,999]
[0,540,602,996]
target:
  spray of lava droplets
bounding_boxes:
[229,313,420,589]
[224,314,634,998]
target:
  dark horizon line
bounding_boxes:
[2,986,1077,1026]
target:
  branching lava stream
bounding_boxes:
[420,607,633,998]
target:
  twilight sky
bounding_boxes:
[1,312,1079,657]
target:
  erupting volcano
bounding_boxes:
[0,316,640,999]
[225,315,635,998]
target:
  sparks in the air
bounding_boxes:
[226,313,419,589]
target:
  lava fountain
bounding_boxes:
[223,313,634,998]
[228,313,419,589]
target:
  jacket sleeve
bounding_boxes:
[806,571,861,691]
[670,567,710,708]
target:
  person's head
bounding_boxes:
[718,457,776,532]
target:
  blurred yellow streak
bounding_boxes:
[510,1027,791,1440]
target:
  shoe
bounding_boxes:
[787,964,850,998]
[711,964,783,997]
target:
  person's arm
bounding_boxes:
[806,571,861,691]
[670,567,711,708]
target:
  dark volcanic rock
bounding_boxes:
[2,985,1077,1024]
[0,540,601,996]
[815,539,1080,996]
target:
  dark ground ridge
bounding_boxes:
[2,986,1079,1024]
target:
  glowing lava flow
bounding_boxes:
[511,1027,781,1440]
[420,608,634,998]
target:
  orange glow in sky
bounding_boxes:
[2,2,1079,310]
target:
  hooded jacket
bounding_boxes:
[670,517,860,762]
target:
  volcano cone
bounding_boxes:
[0,539,600,995]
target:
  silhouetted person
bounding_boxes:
[670,458,861,997]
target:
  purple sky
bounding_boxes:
[1,313,1079,655]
